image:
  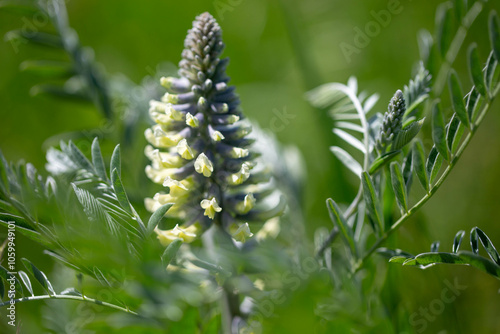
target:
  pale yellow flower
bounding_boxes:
[176,139,195,160]
[194,153,214,177]
[228,163,250,185]
[160,76,175,89]
[186,112,199,128]
[162,92,179,104]
[145,146,184,169]
[226,115,240,124]
[230,223,253,242]
[165,104,185,121]
[236,193,256,214]
[163,177,189,197]
[200,197,222,219]
[145,165,175,184]
[211,130,225,142]
[149,100,168,113]
[229,147,249,159]
[145,195,186,219]
[256,217,281,241]
[145,126,182,148]
[155,224,199,246]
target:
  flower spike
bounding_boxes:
[144,12,284,241]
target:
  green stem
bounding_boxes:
[352,83,500,274]
[0,294,138,315]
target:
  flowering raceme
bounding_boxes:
[376,89,406,153]
[145,12,285,244]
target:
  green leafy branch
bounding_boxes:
[0,258,137,315]
[311,1,500,278]
[381,227,500,280]
[0,138,174,282]
[352,14,500,273]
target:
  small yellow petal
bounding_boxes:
[145,165,175,184]
[176,139,195,160]
[144,126,182,148]
[162,92,179,104]
[149,100,168,113]
[228,163,251,185]
[155,224,199,246]
[256,217,281,241]
[200,198,222,219]
[236,193,256,214]
[211,130,225,142]
[231,223,253,242]
[165,104,185,121]
[163,177,189,197]
[227,115,240,124]
[186,112,199,128]
[160,76,175,89]
[145,146,184,169]
[194,153,214,177]
[229,147,249,159]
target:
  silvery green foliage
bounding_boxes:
[144,13,285,237]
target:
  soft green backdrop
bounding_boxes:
[1,0,500,332]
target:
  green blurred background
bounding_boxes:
[1,0,500,332]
